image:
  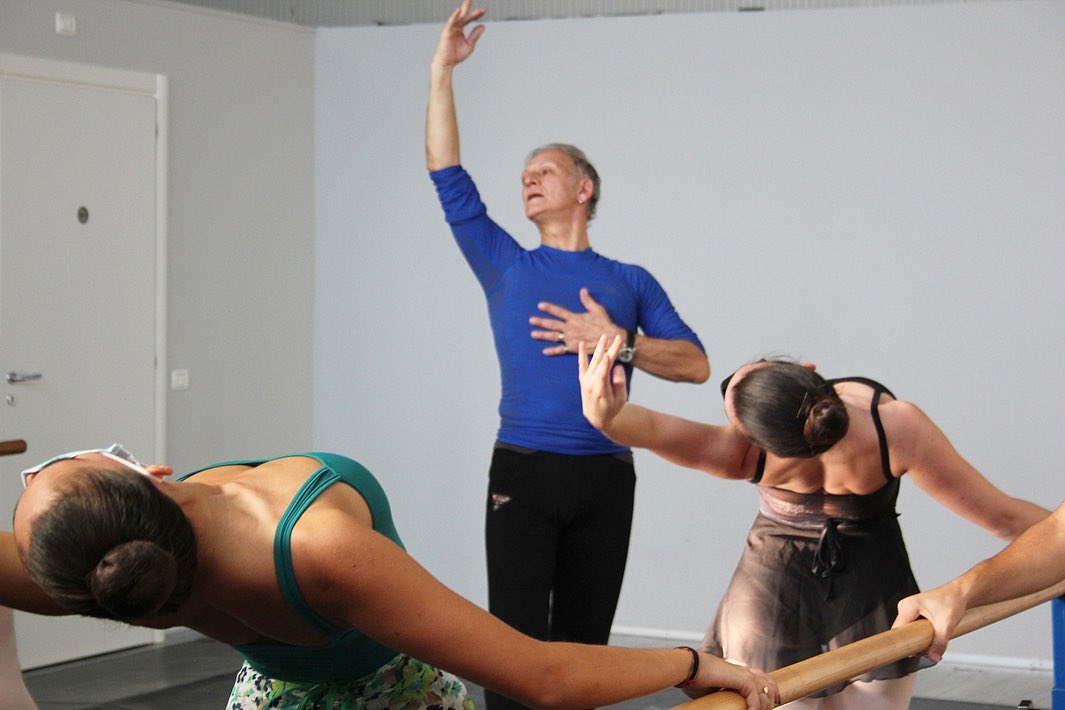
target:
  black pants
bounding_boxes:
[483,447,636,710]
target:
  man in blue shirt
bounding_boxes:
[426,5,710,707]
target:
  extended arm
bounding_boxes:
[303,521,776,710]
[578,336,749,477]
[887,401,1049,539]
[0,532,66,616]
[894,500,1065,661]
[425,0,485,171]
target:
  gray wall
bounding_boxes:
[0,0,316,473]
[315,0,1065,666]
[2,0,1062,675]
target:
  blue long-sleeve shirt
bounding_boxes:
[431,165,704,455]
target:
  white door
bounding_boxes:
[0,57,164,668]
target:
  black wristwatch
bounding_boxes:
[618,329,636,364]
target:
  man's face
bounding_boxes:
[521,149,584,222]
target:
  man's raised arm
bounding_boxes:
[426,0,485,171]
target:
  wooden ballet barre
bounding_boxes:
[674,577,1065,709]
[0,439,27,457]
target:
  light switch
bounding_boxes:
[55,13,77,36]
[170,369,190,391]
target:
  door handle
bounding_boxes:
[6,372,42,384]
[0,439,27,456]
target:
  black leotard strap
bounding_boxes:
[869,389,893,482]
[751,448,767,484]
[831,377,895,482]
[830,376,897,400]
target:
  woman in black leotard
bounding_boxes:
[578,335,1049,710]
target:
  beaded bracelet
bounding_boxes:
[674,645,699,688]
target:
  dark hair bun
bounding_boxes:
[803,397,849,451]
[732,361,850,458]
[90,540,177,621]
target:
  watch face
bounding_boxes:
[618,347,635,363]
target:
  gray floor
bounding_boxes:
[22,636,1045,709]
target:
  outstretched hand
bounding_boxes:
[892,584,966,663]
[531,288,624,356]
[578,335,628,430]
[432,0,486,70]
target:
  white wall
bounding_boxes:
[316,0,1065,666]
[0,0,316,472]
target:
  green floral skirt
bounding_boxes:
[227,653,476,710]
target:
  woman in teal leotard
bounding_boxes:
[2,446,777,710]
